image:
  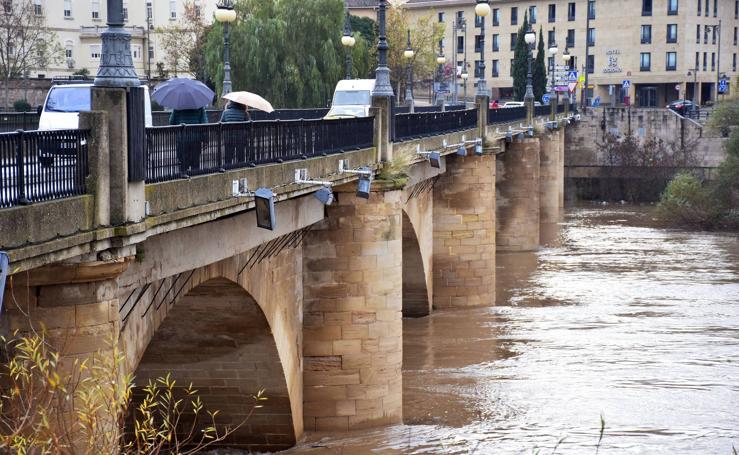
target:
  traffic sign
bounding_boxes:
[568,82,578,93]
[578,75,585,83]
[674,84,681,91]
[622,79,631,89]
[542,94,551,105]
[718,79,729,94]
[567,71,578,82]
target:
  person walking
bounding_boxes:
[220,101,249,165]
[170,107,208,175]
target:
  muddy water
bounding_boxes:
[286,206,739,454]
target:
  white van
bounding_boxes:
[39,83,153,131]
[324,79,376,119]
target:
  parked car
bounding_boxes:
[502,101,525,108]
[324,79,375,119]
[38,81,152,166]
[666,99,697,116]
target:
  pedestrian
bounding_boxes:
[170,106,208,175]
[219,101,250,165]
[490,99,500,110]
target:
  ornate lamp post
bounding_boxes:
[562,48,571,114]
[548,36,558,121]
[435,45,446,106]
[474,0,490,97]
[524,25,537,125]
[341,11,356,79]
[372,0,394,97]
[403,29,414,109]
[461,64,469,105]
[95,0,139,87]
[215,0,237,96]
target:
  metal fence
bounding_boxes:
[393,108,478,142]
[534,105,551,117]
[152,108,330,126]
[394,104,466,115]
[487,106,527,124]
[0,112,40,133]
[0,129,89,208]
[145,117,374,183]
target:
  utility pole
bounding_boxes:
[581,1,592,110]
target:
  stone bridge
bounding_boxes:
[1,88,572,452]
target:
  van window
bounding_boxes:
[333,90,371,106]
[45,87,91,113]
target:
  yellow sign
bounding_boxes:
[578,75,586,83]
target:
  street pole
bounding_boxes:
[342,10,355,80]
[549,31,558,121]
[215,1,237,96]
[475,0,490,98]
[404,29,414,111]
[95,0,139,87]
[524,27,536,125]
[372,0,394,98]
[716,20,721,104]
[452,19,457,105]
[582,0,592,109]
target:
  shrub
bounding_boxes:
[657,172,719,228]
[12,99,31,112]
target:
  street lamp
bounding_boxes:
[563,48,571,114]
[435,45,446,106]
[452,15,466,105]
[372,0,394,97]
[342,11,356,79]
[404,29,414,109]
[524,26,537,125]
[548,35,558,120]
[215,0,237,96]
[474,0,490,98]
[95,0,139,87]
[461,64,469,106]
[703,21,721,104]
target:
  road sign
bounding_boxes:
[578,75,585,83]
[542,94,551,105]
[567,71,579,82]
[718,79,729,94]
[622,79,631,89]
[568,82,578,93]
[674,84,681,91]
[554,86,570,92]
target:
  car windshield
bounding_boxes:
[333,90,371,106]
[45,87,91,113]
[327,106,365,118]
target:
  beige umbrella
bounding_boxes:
[222,91,275,113]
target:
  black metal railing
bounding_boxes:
[152,108,330,126]
[0,129,89,208]
[557,103,566,114]
[394,108,478,142]
[145,117,374,183]
[0,112,41,133]
[534,105,550,117]
[488,106,527,124]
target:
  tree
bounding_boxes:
[0,0,62,107]
[533,26,547,102]
[156,1,209,77]
[512,13,530,101]
[385,4,445,103]
[350,15,377,48]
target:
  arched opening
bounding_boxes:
[131,278,295,452]
[402,212,430,317]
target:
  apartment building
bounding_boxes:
[28,0,217,80]
[348,0,739,107]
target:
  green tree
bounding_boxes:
[512,13,530,101]
[533,26,547,102]
[350,15,377,47]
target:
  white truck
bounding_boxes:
[324,79,376,119]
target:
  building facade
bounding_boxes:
[27,0,217,80]
[349,0,738,107]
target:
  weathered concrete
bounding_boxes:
[302,186,403,431]
[433,153,496,308]
[80,111,110,227]
[539,131,562,245]
[497,138,540,252]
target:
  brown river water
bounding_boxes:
[284,206,739,454]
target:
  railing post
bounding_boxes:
[14,130,29,205]
[476,94,489,139]
[371,96,393,162]
[80,111,110,227]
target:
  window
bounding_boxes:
[642,0,652,15]
[475,14,483,27]
[640,52,651,71]
[704,26,708,43]
[475,35,483,53]
[703,52,707,71]
[713,0,717,16]
[529,6,537,23]
[492,34,500,52]
[510,33,518,51]
[587,27,595,46]
[706,0,710,15]
[711,52,715,71]
[2,0,10,14]
[492,59,500,77]
[568,2,576,20]
[65,41,73,59]
[147,1,153,21]
[33,0,42,15]
[734,27,738,45]
[697,0,701,15]
[92,0,100,19]
[588,0,596,19]
[148,45,154,59]
[666,52,677,70]
[548,4,556,22]
[132,45,141,60]
[438,12,445,22]
[169,0,177,19]
[475,60,484,78]
[712,26,716,44]
[510,59,515,76]
[511,7,518,25]
[122,1,128,21]
[63,0,71,17]
[668,0,678,14]
[736,0,738,18]
[641,24,652,44]
[547,29,555,45]
[695,51,699,69]
[492,8,500,26]
[667,24,678,43]
[733,53,737,72]
[457,36,464,53]
[566,29,575,47]
[696,24,700,43]
[586,55,594,73]
[548,56,555,71]
[90,44,101,59]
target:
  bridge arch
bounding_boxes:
[401,184,434,318]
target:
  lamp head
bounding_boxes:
[461,69,468,80]
[437,54,446,65]
[475,1,491,17]
[214,7,237,23]
[404,48,415,59]
[524,30,536,45]
[549,43,558,55]
[342,35,356,47]
[562,48,571,62]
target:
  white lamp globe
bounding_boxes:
[524,31,536,45]
[214,8,237,23]
[549,44,558,55]
[563,52,571,62]
[404,48,415,59]
[437,55,446,65]
[475,3,491,17]
[342,35,354,47]
[461,71,468,80]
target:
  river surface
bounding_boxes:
[285,206,739,454]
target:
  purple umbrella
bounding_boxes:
[152,78,215,110]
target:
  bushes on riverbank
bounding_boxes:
[658,101,739,230]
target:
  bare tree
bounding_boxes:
[156,1,209,77]
[0,0,62,107]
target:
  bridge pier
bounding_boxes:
[496,138,541,252]
[433,153,497,308]
[539,131,563,245]
[302,186,403,431]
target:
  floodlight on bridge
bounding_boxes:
[314,186,335,205]
[255,188,276,231]
[545,120,559,131]
[474,138,483,155]
[416,144,442,168]
[338,160,374,199]
[527,126,534,137]
[294,169,336,206]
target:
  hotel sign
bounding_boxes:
[603,49,623,74]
